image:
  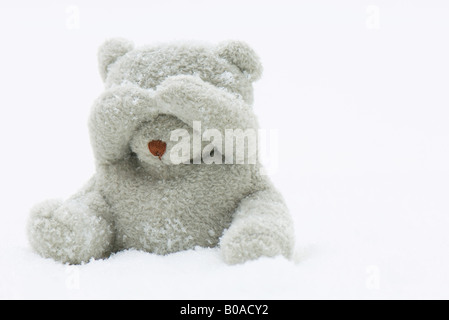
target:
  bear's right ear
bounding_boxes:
[98,38,134,81]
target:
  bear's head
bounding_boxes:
[92,39,262,176]
[98,38,262,104]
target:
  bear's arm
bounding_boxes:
[88,84,160,164]
[220,176,295,264]
[156,75,258,133]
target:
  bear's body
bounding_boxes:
[27,39,295,264]
[99,157,255,254]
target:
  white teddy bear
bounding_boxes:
[27,39,295,264]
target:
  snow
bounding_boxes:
[1,0,449,299]
[1,173,448,299]
[218,71,236,85]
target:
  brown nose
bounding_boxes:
[148,140,167,160]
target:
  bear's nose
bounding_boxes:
[148,140,167,160]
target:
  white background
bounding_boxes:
[1,0,448,299]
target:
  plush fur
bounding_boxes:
[27,39,295,265]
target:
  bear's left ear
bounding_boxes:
[217,40,263,82]
[98,38,134,81]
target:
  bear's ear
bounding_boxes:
[98,38,134,81]
[217,40,263,81]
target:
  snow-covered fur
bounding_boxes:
[27,39,295,265]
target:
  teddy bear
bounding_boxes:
[27,38,295,265]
